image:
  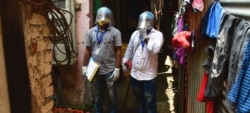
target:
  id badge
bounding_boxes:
[95,48,100,55]
[140,54,145,59]
[140,52,145,59]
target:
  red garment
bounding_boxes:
[126,60,132,70]
[197,71,208,102]
[172,31,191,49]
[206,100,214,113]
[197,71,214,113]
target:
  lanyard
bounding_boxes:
[96,27,106,45]
[139,30,150,48]
[139,34,145,48]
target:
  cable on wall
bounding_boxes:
[26,0,77,66]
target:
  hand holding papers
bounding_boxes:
[85,58,99,81]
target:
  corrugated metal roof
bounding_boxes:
[220,0,250,22]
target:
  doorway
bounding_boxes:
[97,0,179,112]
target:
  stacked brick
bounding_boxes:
[25,13,54,113]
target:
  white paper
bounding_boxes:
[86,58,99,81]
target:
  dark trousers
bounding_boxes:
[92,72,118,113]
[130,76,157,113]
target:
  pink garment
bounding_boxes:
[172,31,191,49]
[192,0,204,12]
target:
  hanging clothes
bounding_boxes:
[197,71,209,102]
[206,100,214,113]
[198,1,250,112]
[202,44,216,73]
[205,13,250,98]
[226,19,250,97]
[204,14,242,98]
[177,16,184,33]
[172,14,181,36]
[198,45,215,102]
[196,72,215,113]
[172,31,191,49]
[171,1,188,36]
[200,1,225,38]
[227,38,250,112]
[197,45,216,113]
[192,0,204,12]
[175,47,185,65]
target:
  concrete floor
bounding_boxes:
[113,43,172,113]
[101,74,171,113]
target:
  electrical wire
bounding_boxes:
[26,0,77,66]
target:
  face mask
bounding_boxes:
[95,7,113,26]
[97,19,110,27]
[137,11,154,30]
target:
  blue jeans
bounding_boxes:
[130,76,157,113]
[92,72,118,113]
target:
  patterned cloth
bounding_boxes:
[227,39,250,112]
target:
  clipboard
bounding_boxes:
[86,58,99,81]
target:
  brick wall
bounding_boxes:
[24,13,54,113]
